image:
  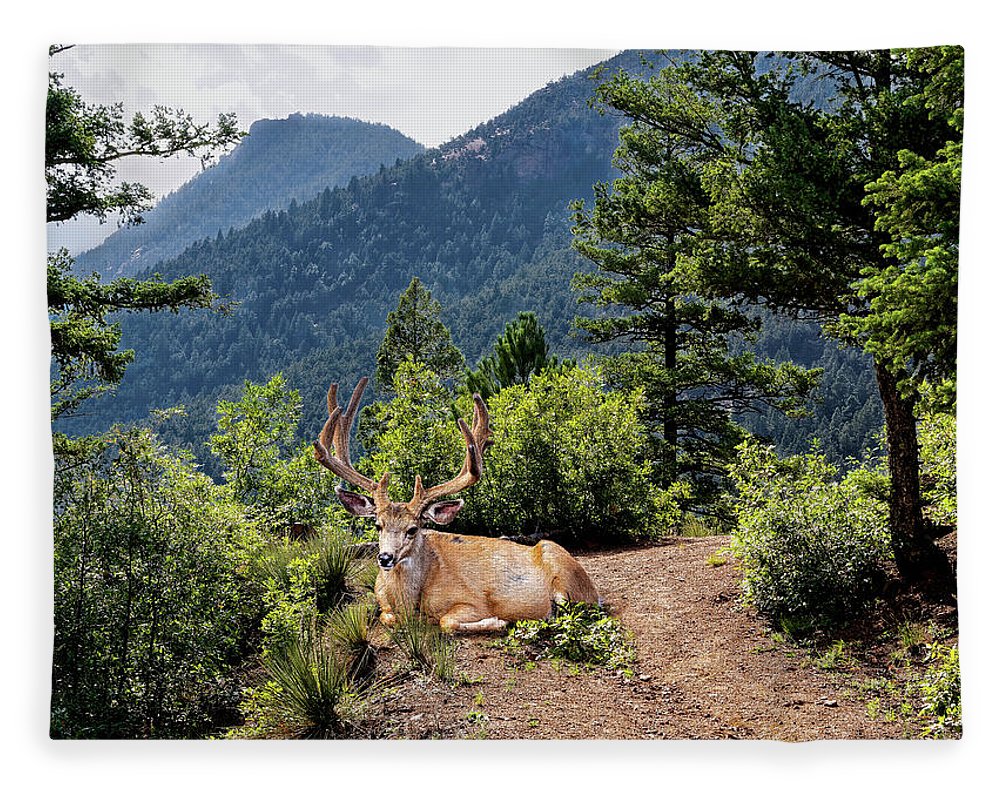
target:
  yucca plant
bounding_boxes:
[352,555,380,595]
[310,531,363,612]
[251,529,365,614]
[387,608,456,682]
[325,599,379,683]
[261,619,357,738]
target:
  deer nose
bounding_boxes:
[377,552,395,569]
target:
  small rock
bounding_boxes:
[817,698,839,707]
[639,674,652,682]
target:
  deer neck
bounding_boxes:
[385,531,438,607]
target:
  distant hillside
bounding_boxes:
[74,114,424,278]
[63,51,883,475]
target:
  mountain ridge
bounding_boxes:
[74,113,425,278]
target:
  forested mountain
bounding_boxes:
[62,50,883,473]
[734,310,882,463]
[73,114,424,278]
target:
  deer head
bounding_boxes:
[314,377,492,571]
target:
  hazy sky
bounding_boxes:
[48,45,619,254]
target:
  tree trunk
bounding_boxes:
[662,297,678,485]
[873,360,954,593]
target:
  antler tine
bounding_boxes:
[344,377,367,422]
[330,377,368,464]
[471,392,493,449]
[313,378,379,494]
[413,393,493,509]
[326,382,338,416]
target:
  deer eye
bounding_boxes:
[405,525,419,538]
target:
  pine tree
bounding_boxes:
[464,312,568,399]
[47,45,242,420]
[374,277,466,392]
[572,67,817,505]
[840,47,962,414]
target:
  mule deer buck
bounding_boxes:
[314,377,600,633]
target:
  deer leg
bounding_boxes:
[452,617,509,633]
[439,606,508,634]
[375,573,403,628]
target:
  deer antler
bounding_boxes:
[313,377,389,502]
[410,393,493,510]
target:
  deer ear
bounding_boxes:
[423,499,464,525]
[336,486,377,518]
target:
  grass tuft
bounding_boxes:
[387,608,456,682]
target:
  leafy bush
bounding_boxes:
[506,601,636,672]
[919,412,956,534]
[859,635,961,738]
[728,441,892,632]
[464,366,670,542]
[918,642,961,738]
[357,359,466,501]
[358,362,672,542]
[51,428,264,738]
[209,374,341,532]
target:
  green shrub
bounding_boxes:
[728,441,892,632]
[857,637,961,738]
[209,374,341,532]
[253,530,370,657]
[463,366,670,542]
[357,362,672,543]
[919,412,956,534]
[506,601,636,672]
[357,360,466,501]
[51,428,264,739]
[239,534,379,737]
[918,642,961,738]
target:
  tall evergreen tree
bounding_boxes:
[374,277,466,392]
[572,70,817,506]
[47,46,242,420]
[594,49,959,586]
[840,46,962,414]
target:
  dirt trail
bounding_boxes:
[371,536,908,740]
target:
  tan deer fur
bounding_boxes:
[373,514,600,632]
[314,377,601,633]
